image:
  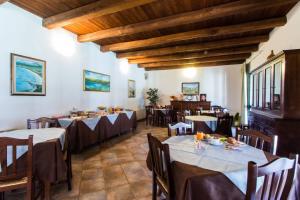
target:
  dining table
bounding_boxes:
[146,135,300,200]
[57,111,137,153]
[0,128,67,200]
[185,115,218,133]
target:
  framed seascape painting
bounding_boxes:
[83,70,110,92]
[182,82,200,95]
[11,53,46,96]
[128,79,136,98]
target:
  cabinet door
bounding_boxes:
[273,61,282,110]
[265,67,271,109]
[253,74,258,107]
[258,71,263,108]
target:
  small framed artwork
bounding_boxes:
[182,82,199,95]
[83,70,110,92]
[11,53,46,96]
[128,79,136,98]
[200,94,207,102]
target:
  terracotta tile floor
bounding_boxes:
[5,122,168,200]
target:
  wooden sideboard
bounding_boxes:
[248,50,300,156]
[171,101,211,112]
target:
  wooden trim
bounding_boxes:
[144,60,245,71]
[129,46,257,64]
[43,0,157,29]
[117,35,269,59]
[0,0,8,5]
[139,53,251,68]
[101,17,285,52]
[78,0,298,42]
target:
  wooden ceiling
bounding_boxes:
[10,0,299,70]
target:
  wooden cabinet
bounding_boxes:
[248,50,300,156]
[171,101,211,112]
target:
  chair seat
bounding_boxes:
[0,177,28,191]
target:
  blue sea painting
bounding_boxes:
[84,70,110,92]
[12,54,46,95]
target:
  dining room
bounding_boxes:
[1,0,300,200]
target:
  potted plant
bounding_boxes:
[146,88,159,106]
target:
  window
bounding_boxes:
[258,72,263,108]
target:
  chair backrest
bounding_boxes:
[147,133,173,197]
[168,122,192,136]
[246,154,298,200]
[215,115,233,136]
[0,135,33,181]
[176,112,185,122]
[184,110,191,116]
[236,129,278,155]
[145,106,154,116]
[27,117,57,129]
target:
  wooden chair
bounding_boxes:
[0,136,33,200]
[246,154,298,200]
[145,106,154,126]
[27,117,57,129]
[147,133,174,200]
[27,117,72,191]
[176,112,185,123]
[168,122,192,136]
[236,129,278,155]
[215,115,233,136]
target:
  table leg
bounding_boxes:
[43,181,51,200]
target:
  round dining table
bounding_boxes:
[185,115,217,133]
[146,135,300,200]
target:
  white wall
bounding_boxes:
[247,2,300,71]
[146,64,243,114]
[0,3,146,130]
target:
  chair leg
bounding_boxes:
[0,192,4,200]
[67,155,72,191]
[152,175,157,200]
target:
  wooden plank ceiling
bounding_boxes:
[10,0,299,70]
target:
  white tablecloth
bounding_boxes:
[58,118,74,128]
[0,128,66,169]
[185,115,217,122]
[163,136,268,194]
[82,117,101,131]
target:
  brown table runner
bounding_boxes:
[146,143,300,200]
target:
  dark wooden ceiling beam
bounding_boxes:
[144,60,245,71]
[78,0,298,42]
[139,53,251,68]
[43,0,157,29]
[0,0,8,4]
[101,17,286,52]
[117,35,269,59]
[129,45,258,64]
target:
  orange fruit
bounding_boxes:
[196,132,205,140]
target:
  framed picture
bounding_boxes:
[200,93,207,102]
[83,70,110,92]
[11,53,46,96]
[182,82,199,95]
[128,79,136,98]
